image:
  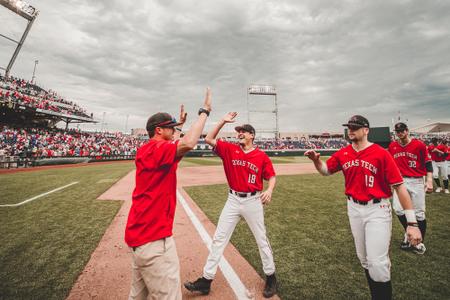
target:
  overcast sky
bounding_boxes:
[1,0,449,134]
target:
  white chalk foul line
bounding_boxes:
[0,182,79,207]
[177,190,251,300]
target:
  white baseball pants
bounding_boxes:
[203,192,275,279]
[393,177,426,221]
[347,198,392,282]
[432,161,448,179]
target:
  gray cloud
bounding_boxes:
[1,0,449,133]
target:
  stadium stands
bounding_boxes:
[0,126,143,158]
[0,74,92,119]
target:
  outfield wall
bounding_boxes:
[185,149,338,157]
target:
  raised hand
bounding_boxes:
[223,112,237,123]
[203,87,212,112]
[304,150,320,162]
[179,104,187,125]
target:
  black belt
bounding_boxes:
[229,189,257,198]
[347,196,381,205]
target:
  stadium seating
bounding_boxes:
[0,75,92,119]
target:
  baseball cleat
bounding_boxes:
[184,277,212,295]
[435,187,442,193]
[263,273,277,298]
[445,189,449,194]
[400,241,411,251]
[412,243,426,255]
[400,233,411,251]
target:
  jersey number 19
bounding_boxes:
[365,175,374,187]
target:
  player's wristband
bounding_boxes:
[404,209,417,224]
[198,108,210,116]
[407,223,419,227]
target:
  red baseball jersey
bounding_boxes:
[388,139,431,177]
[326,143,403,201]
[214,139,275,192]
[428,144,447,162]
[125,139,181,247]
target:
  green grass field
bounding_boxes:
[2,157,447,300]
[186,173,450,300]
[0,156,308,299]
[0,162,135,300]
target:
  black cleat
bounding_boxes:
[184,277,212,295]
[400,241,411,251]
[263,273,277,298]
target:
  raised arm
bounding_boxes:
[204,112,237,147]
[176,88,212,158]
[173,104,187,140]
[304,150,329,176]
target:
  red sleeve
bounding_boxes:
[422,142,432,162]
[326,152,342,174]
[387,142,395,156]
[153,140,179,167]
[262,154,276,180]
[384,151,403,185]
[213,139,229,159]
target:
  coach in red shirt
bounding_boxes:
[125,88,212,300]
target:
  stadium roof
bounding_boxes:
[410,122,450,133]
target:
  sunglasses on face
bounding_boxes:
[395,129,406,133]
[156,117,178,128]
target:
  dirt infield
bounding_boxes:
[67,163,316,300]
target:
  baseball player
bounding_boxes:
[428,138,449,193]
[388,122,433,255]
[305,115,422,300]
[125,88,212,300]
[184,112,278,298]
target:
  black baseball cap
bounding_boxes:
[146,112,181,131]
[342,115,370,128]
[235,124,256,135]
[394,122,408,132]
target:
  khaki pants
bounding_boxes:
[129,237,182,300]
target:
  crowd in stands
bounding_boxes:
[2,125,449,160]
[0,126,143,158]
[0,75,92,119]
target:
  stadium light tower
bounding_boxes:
[31,59,38,83]
[247,84,279,139]
[0,0,39,78]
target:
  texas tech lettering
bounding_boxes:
[393,152,418,160]
[232,159,259,173]
[342,159,378,174]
